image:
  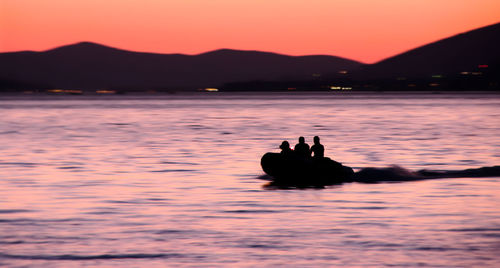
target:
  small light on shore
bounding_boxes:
[96,90,116,94]
[65,89,82,94]
[47,89,82,94]
[204,88,219,92]
[330,86,352,90]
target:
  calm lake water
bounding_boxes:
[0,92,499,267]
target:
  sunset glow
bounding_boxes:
[1,0,499,63]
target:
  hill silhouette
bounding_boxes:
[0,42,361,91]
[1,22,499,92]
[357,22,500,79]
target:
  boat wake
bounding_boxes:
[349,165,500,183]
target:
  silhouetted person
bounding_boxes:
[294,136,310,158]
[279,141,293,155]
[311,136,324,158]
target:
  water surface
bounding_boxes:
[1,93,499,267]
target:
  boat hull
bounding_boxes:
[261,153,354,186]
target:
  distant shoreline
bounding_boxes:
[1,90,499,101]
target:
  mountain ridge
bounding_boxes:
[358,22,500,79]
[1,22,499,91]
[0,42,362,91]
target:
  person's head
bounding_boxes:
[280,141,290,150]
[298,136,305,144]
[313,136,320,144]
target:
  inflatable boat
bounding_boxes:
[261,152,354,187]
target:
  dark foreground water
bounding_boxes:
[0,93,499,267]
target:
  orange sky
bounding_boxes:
[1,0,499,63]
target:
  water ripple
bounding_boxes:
[0,209,33,214]
[222,209,281,214]
[151,169,196,173]
[447,228,500,232]
[155,229,186,235]
[0,162,37,167]
[0,253,183,260]
[337,206,388,210]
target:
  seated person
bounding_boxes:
[279,140,293,155]
[294,136,310,158]
[310,136,324,158]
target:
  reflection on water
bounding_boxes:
[0,93,499,267]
